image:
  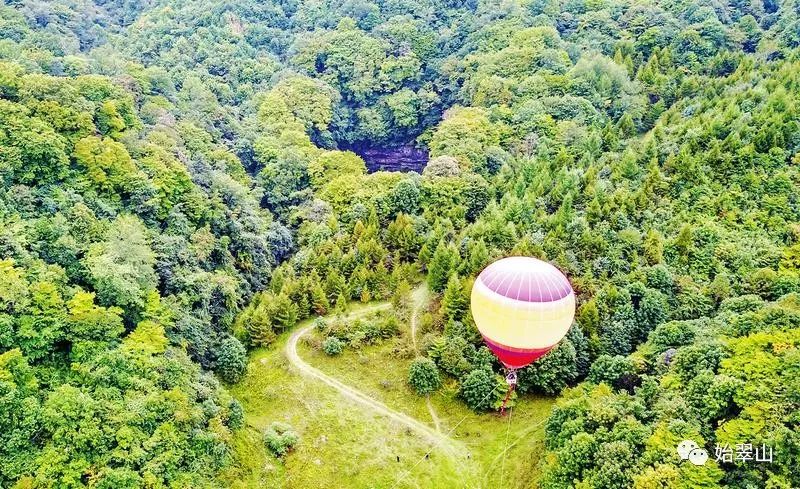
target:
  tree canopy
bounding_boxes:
[1,0,800,486]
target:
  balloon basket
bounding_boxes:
[499,369,517,416]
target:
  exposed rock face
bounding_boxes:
[355,145,429,173]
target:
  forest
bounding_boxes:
[0,0,798,487]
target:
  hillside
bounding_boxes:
[0,0,799,488]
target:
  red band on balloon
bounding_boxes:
[482,335,553,369]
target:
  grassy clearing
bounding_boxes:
[300,329,555,489]
[221,301,556,488]
[220,322,468,488]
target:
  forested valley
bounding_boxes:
[0,0,799,487]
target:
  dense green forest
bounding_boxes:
[1,0,799,487]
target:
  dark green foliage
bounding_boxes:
[427,241,456,293]
[543,297,800,488]
[440,274,468,322]
[648,320,697,352]
[407,357,441,395]
[518,341,578,396]
[588,355,637,388]
[227,400,245,430]
[1,0,800,486]
[460,367,503,412]
[429,331,479,378]
[322,336,344,356]
[215,336,248,384]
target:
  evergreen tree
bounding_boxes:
[391,280,412,318]
[334,292,348,313]
[310,281,330,315]
[408,357,441,395]
[271,294,299,331]
[441,274,467,322]
[427,241,454,293]
[215,336,248,384]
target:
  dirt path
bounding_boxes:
[406,285,443,433]
[425,398,442,432]
[285,300,464,456]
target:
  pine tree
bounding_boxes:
[271,293,299,331]
[643,229,664,265]
[360,289,371,303]
[310,281,329,315]
[408,357,441,395]
[465,239,489,275]
[427,240,454,293]
[417,242,432,270]
[350,265,369,300]
[372,260,390,299]
[577,299,600,339]
[441,274,467,322]
[387,213,418,259]
[245,302,277,346]
[352,220,366,240]
[334,292,348,313]
[674,225,693,264]
[617,113,636,138]
[325,270,347,303]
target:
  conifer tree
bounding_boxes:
[441,274,467,322]
[271,293,299,331]
[427,240,454,293]
[310,281,330,315]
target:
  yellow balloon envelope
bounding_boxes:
[471,256,576,368]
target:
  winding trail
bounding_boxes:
[407,285,443,433]
[285,299,466,457]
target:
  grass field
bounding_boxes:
[221,300,556,489]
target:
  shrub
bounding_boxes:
[227,400,245,430]
[215,336,248,384]
[408,357,441,395]
[313,316,328,332]
[264,422,299,457]
[322,336,344,356]
[588,355,636,387]
[460,367,507,411]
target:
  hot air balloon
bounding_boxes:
[470,256,576,411]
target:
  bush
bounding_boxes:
[518,340,578,396]
[408,357,441,395]
[588,355,636,387]
[227,400,245,430]
[264,422,299,457]
[322,336,344,356]
[215,336,248,384]
[648,320,696,351]
[460,367,506,411]
[313,317,328,332]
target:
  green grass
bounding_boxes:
[221,305,556,488]
[300,330,555,489]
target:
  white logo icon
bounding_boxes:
[688,448,709,465]
[677,440,708,466]
[677,440,699,460]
